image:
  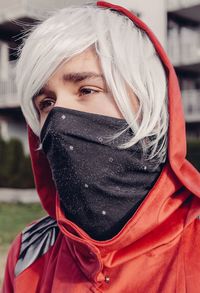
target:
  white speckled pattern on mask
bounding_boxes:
[40,106,163,241]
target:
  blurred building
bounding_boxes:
[0,0,97,153]
[167,0,200,138]
[0,0,199,154]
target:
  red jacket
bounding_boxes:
[2,2,200,292]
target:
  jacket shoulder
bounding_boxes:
[14,216,59,277]
[1,233,21,292]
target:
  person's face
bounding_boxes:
[33,47,138,128]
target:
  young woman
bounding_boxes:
[2,2,200,292]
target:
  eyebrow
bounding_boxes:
[63,72,104,83]
[35,72,105,96]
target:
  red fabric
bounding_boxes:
[2,2,200,292]
[1,234,21,293]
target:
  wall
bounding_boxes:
[110,0,167,49]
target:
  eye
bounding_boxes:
[38,97,55,112]
[79,87,99,96]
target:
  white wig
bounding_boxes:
[16,4,168,163]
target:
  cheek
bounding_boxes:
[126,86,139,113]
[40,114,49,129]
[88,93,124,119]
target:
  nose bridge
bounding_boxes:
[54,87,71,108]
[54,86,83,112]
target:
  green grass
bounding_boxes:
[0,203,46,286]
[0,203,46,249]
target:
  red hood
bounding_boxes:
[27,2,200,253]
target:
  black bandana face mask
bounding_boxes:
[40,106,163,241]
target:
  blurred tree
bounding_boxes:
[187,139,200,171]
[0,135,34,188]
[0,136,8,186]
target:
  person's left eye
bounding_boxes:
[79,87,99,96]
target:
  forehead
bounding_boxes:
[55,47,101,76]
